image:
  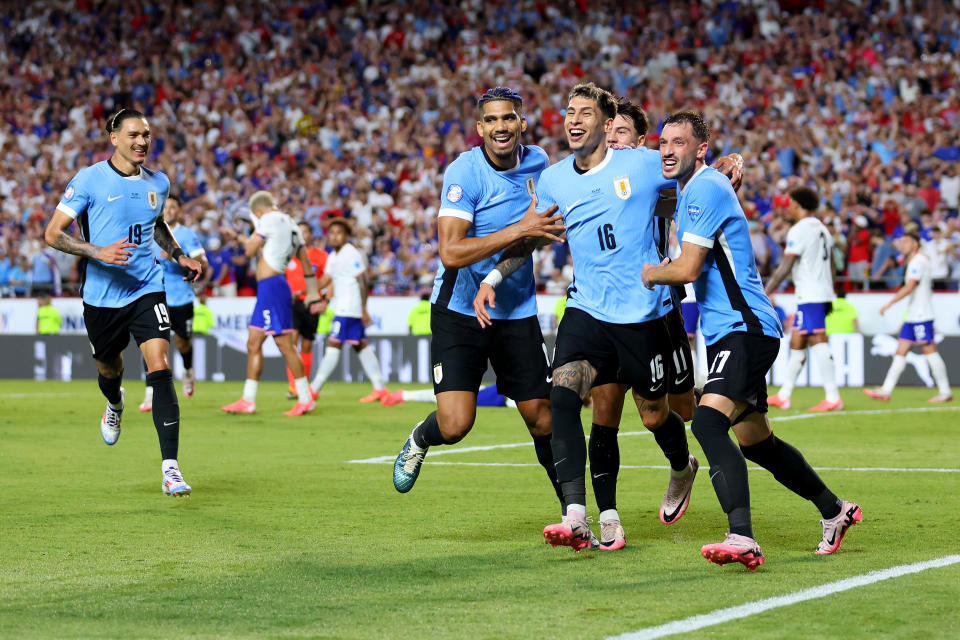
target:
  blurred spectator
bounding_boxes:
[825,290,859,335]
[870,229,903,290]
[193,293,215,335]
[847,215,873,289]
[35,294,62,334]
[8,255,31,297]
[924,225,952,290]
[407,292,431,335]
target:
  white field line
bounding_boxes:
[605,554,960,640]
[348,406,960,465]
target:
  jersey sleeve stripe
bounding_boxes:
[681,231,714,248]
[56,203,79,219]
[188,248,205,258]
[438,207,474,222]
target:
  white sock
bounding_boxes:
[779,349,806,399]
[689,347,704,388]
[881,355,907,396]
[142,386,154,404]
[566,504,586,521]
[162,458,179,471]
[598,508,619,523]
[311,346,341,391]
[402,388,436,403]
[358,347,385,390]
[295,377,312,404]
[242,379,258,403]
[925,352,952,396]
[811,342,840,402]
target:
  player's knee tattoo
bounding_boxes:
[552,360,597,401]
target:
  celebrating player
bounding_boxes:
[139,195,208,411]
[44,108,202,496]
[642,111,861,569]
[865,225,953,403]
[389,87,569,525]
[221,191,323,416]
[764,186,844,412]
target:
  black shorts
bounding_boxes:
[83,291,171,361]
[292,297,320,341]
[168,302,194,340]
[430,304,550,402]
[553,307,672,400]
[703,332,780,414]
[664,304,695,395]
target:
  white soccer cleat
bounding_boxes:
[101,387,125,445]
[162,463,192,497]
[183,369,195,398]
[139,387,153,412]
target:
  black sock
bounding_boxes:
[146,369,179,460]
[550,386,586,507]
[412,411,451,448]
[589,423,619,512]
[98,372,123,406]
[740,434,842,519]
[533,434,565,515]
[652,410,690,472]
[691,405,752,538]
[181,348,193,370]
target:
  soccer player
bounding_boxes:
[389,87,567,524]
[865,225,953,403]
[764,186,843,412]
[642,111,861,569]
[284,221,328,399]
[44,108,202,496]
[308,218,389,402]
[221,191,323,416]
[139,195,208,411]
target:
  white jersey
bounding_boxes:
[257,210,303,273]
[903,252,934,323]
[326,242,366,317]
[784,216,836,304]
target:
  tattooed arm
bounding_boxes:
[44,209,136,266]
[155,214,204,282]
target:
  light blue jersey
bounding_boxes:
[536,147,674,324]
[57,160,170,308]
[157,223,204,307]
[675,166,783,345]
[431,144,547,320]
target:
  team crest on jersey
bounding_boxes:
[433,363,443,384]
[613,177,631,200]
[64,186,75,200]
[525,177,536,197]
[686,204,703,221]
[147,191,158,210]
[446,184,463,203]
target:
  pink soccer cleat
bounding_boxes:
[701,533,764,570]
[928,393,953,403]
[809,398,844,412]
[221,398,256,414]
[543,513,594,552]
[360,388,389,403]
[284,400,316,416]
[766,393,791,409]
[863,388,890,402]
[660,455,699,525]
[815,501,862,555]
[380,390,405,406]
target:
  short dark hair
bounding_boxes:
[662,110,711,144]
[328,217,352,236]
[789,186,819,212]
[105,108,146,134]
[478,86,522,113]
[568,82,616,121]
[614,97,649,138]
[166,194,182,205]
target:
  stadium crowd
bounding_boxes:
[1,0,959,298]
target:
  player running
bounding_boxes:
[389,87,569,523]
[139,195,208,411]
[44,108,202,496]
[865,225,953,403]
[221,191,323,416]
[642,111,861,570]
[764,186,844,412]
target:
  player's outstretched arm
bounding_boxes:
[764,253,798,294]
[438,195,562,269]
[44,209,136,265]
[641,242,710,289]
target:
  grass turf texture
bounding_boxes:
[1,380,958,639]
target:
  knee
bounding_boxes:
[640,402,669,430]
[690,405,731,440]
[670,393,696,422]
[436,409,475,443]
[520,399,552,437]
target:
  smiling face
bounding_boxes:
[110,116,151,173]
[607,113,643,148]
[163,197,181,225]
[476,100,526,169]
[565,95,612,157]
[659,121,708,184]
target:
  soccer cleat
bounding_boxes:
[809,398,844,412]
[701,533,764,570]
[660,455,699,524]
[816,501,862,555]
[598,518,626,551]
[928,393,953,403]
[766,393,791,409]
[183,370,195,398]
[138,399,152,413]
[284,400,316,417]
[162,465,191,497]
[100,387,125,445]
[863,388,890,401]
[221,398,256,414]
[393,426,428,493]
[360,388,389,403]
[543,513,594,552]
[286,390,298,400]
[381,390,405,406]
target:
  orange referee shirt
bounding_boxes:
[285,247,328,300]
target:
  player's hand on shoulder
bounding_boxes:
[713,154,744,192]
[473,283,497,329]
[518,194,564,242]
[96,237,138,266]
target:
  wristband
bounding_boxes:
[171,248,184,262]
[481,270,503,289]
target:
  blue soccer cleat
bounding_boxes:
[393,425,428,493]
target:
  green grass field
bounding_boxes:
[1,380,958,639]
